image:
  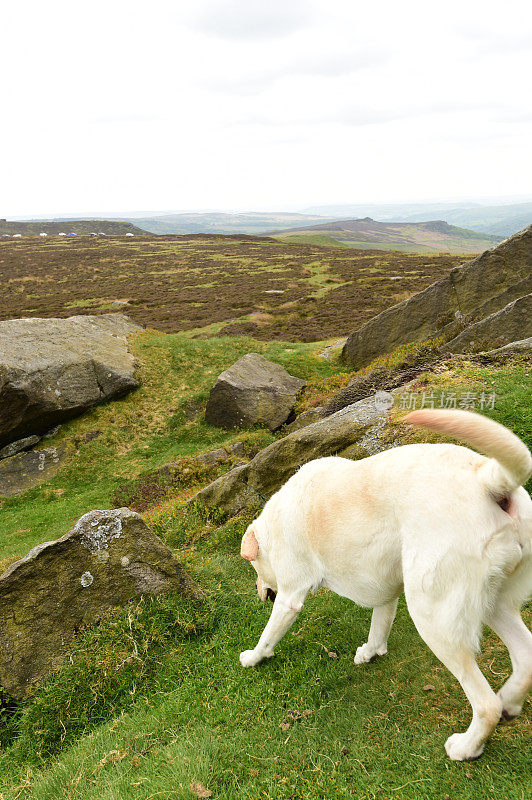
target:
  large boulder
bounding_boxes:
[205,353,306,431]
[445,293,532,353]
[342,225,532,368]
[195,395,390,516]
[0,314,142,447]
[0,508,201,699]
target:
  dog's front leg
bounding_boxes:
[240,591,306,667]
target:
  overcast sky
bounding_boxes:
[2,0,532,217]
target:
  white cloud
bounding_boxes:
[185,0,313,40]
[1,0,531,216]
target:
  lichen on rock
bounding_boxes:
[76,510,124,554]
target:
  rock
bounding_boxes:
[194,463,256,515]
[283,406,324,433]
[229,441,246,457]
[194,396,387,516]
[205,353,306,431]
[0,314,142,447]
[195,447,231,465]
[324,361,433,417]
[0,508,201,699]
[318,339,347,360]
[0,435,41,460]
[485,337,532,354]
[43,425,61,438]
[112,443,251,513]
[342,225,532,368]
[0,446,66,497]
[445,294,532,354]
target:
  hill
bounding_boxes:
[120,211,342,235]
[0,219,149,237]
[0,234,465,342]
[272,217,501,254]
[303,201,532,238]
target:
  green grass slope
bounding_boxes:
[273,218,501,254]
[0,331,530,800]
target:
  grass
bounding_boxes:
[276,233,351,249]
[2,555,530,800]
[0,334,530,800]
[0,236,465,342]
[0,331,345,566]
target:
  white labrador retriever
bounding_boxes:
[239,409,532,761]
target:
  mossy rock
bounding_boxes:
[0,509,201,700]
[342,225,532,368]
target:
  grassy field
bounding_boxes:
[0,330,530,800]
[0,236,466,341]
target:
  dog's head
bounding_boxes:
[241,522,277,603]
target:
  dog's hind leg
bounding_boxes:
[354,599,398,664]
[239,586,310,667]
[486,600,532,720]
[405,597,502,761]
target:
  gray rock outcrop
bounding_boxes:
[205,353,306,431]
[195,396,388,516]
[445,293,532,353]
[0,314,142,447]
[342,225,532,368]
[486,337,532,354]
[0,508,201,699]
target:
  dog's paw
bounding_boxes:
[497,692,523,721]
[239,649,263,667]
[354,643,387,665]
[499,703,522,721]
[445,733,484,762]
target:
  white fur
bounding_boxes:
[239,410,532,761]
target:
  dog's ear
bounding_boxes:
[241,524,259,561]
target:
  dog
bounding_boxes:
[239,409,532,761]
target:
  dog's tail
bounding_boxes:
[404,409,532,497]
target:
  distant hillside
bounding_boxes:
[123,212,340,235]
[0,219,149,236]
[303,201,532,238]
[272,218,501,254]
